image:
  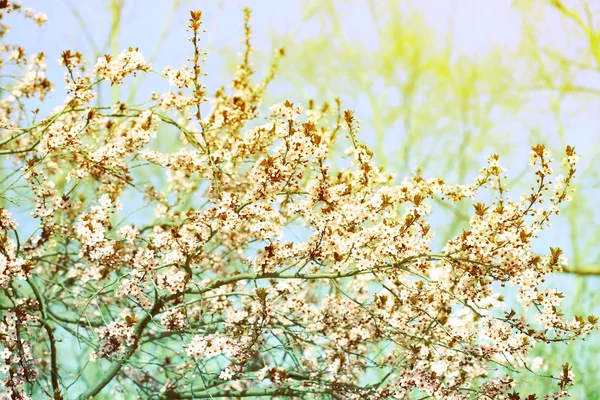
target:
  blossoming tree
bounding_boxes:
[0,3,597,399]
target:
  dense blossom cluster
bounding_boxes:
[0,2,597,399]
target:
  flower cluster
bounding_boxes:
[0,304,38,399]
[0,209,25,288]
[91,319,136,361]
[92,48,151,85]
[160,308,187,331]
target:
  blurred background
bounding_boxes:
[7,0,600,397]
